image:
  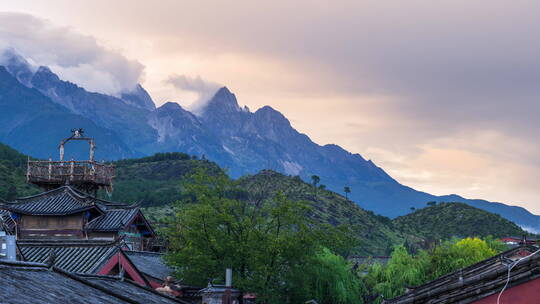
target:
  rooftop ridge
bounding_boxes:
[17,237,124,247]
[52,267,142,304]
[0,185,107,216]
[11,185,75,202]
[0,260,48,268]
[124,250,164,256]
[79,273,191,304]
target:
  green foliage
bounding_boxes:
[426,237,496,279]
[101,152,222,206]
[362,237,505,303]
[394,202,529,241]
[288,249,364,304]
[0,143,39,200]
[163,170,362,304]
[114,152,192,165]
[363,246,429,302]
[238,170,405,255]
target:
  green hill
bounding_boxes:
[0,143,39,200]
[237,170,406,255]
[0,143,530,255]
[102,152,222,206]
[142,169,407,255]
[393,202,530,240]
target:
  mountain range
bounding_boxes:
[0,49,539,231]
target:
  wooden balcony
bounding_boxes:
[27,160,115,189]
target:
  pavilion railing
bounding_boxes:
[27,160,115,187]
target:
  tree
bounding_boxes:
[428,237,496,279]
[6,185,17,200]
[311,175,320,188]
[163,170,359,303]
[344,186,351,200]
[426,201,437,207]
[362,237,502,303]
[288,249,365,304]
[410,207,416,211]
[319,184,326,190]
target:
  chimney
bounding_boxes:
[225,268,232,287]
[0,232,16,261]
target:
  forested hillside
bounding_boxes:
[237,170,406,255]
[104,152,222,205]
[142,169,408,255]
[0,143,39,200]
[0,143,533,255]
[393,202,530,240]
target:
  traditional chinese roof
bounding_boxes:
[385,245,540,304]
[125,251,172,281]
[18,239,122,274]
[86,207,139,231]
[85,204,155,237]
[0,260,137,304]
[0,186,104,216]
[79,275,190,304]
[0,209,15,233]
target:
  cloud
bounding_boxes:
[4,2,540,212]
[0,12,144,95]
[164,74,221,113]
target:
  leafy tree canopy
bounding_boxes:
[163,169,361,304]
[362,237,506,303]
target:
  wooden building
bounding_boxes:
[0,130,176,298]
[1,186,156,251]
[0,130,157,250]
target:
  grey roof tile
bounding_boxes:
[125,251,172,281]
[81,275,188,304]
[0,209,15,233]
[86,207,139,231]
[18,239,121,274]
[0,186,102,215]
[0,260,133,304]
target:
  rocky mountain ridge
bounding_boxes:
[0,49,538,231]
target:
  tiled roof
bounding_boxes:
[18,239,121,274]
[80,275,189,304]
[0,209,15,233]
[0,260,134,304]
[385,245,540,304]
[86,207,139,231]
[0,186,103,215]
[125,251,172,281]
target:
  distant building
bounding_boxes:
[348,255,390,275]
[500,236,537,247]
[384,245,540,304]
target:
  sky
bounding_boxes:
[1,1,539,214]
